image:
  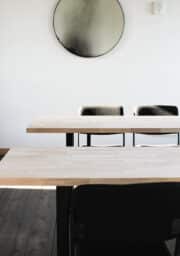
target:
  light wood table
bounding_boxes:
[26,116,180,255]
[27,116,180,146]
[27,116,180,134]
[1,147,180,186]
[1,147,180,256]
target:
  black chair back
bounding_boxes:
[70,183,180,256]
[134,105,178,116]
[80,106,124,116]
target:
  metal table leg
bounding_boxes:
[56,133,75,256]
[56,186,73,256]
[66,133,74,147]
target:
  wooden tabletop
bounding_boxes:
[27,116,180,133]
[0,147,180,186]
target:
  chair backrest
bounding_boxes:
[80,106,124,116]
[134,105,178,116]
[71,183,180,245]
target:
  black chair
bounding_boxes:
[69,183,180,256]
[78,106,125,147]
[133,105,180,147]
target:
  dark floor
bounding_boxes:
[0,153,57,255]
[0,189,57,256]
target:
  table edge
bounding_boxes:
[1,177,180,186]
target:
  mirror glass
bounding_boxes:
[53,0,125,57]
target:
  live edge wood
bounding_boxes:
[0,147,180,186]
[27,116,180,133]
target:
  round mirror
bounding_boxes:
[53,0,125,57]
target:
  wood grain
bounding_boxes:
[27,116,180,133]
[0,147,180,186]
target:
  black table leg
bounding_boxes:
[66,133,74,147]
[56,186,73,256]
[56,133,75,256]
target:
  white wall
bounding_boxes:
[0,0,180,147]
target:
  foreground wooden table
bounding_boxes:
[26,116,180,255]
[1,147,180,256]
[1,147,180,185]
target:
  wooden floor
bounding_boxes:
[0,188,57,256]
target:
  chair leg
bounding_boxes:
[133,133,136,147]
[77,133,80,147]
[87,134,91,147]
[122,133,125,147]
[177,133,180,146]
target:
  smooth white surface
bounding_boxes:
[0,0,180,146]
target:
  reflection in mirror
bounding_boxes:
[53,0,125,57]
